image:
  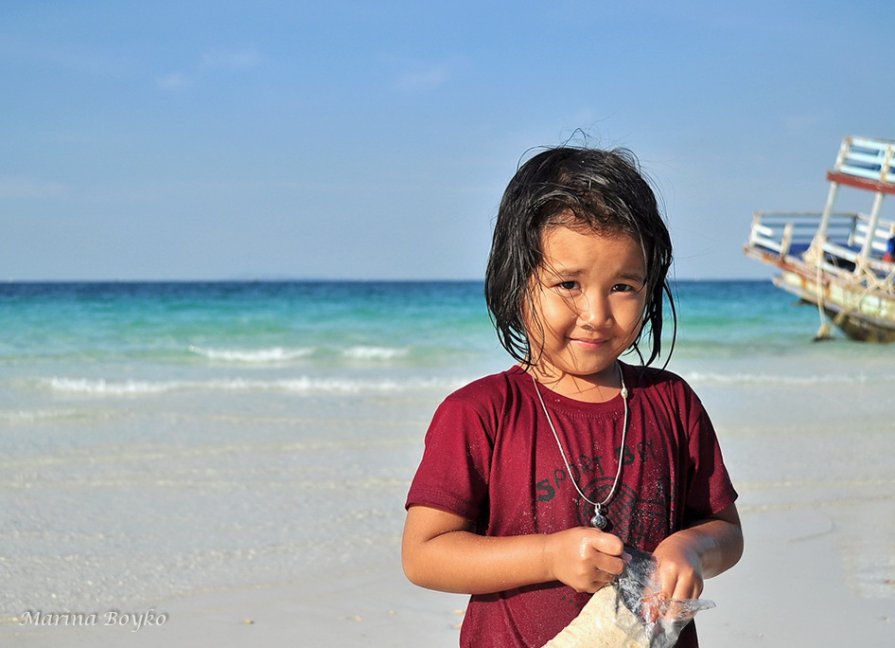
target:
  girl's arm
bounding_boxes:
[402,505,629,595]
[651,502,744,600]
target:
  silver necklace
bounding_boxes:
[531,363,629,530]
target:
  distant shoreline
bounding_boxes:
[0,277,769,285]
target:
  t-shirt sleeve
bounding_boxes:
[683,390,738,522]
[404,393,495,522]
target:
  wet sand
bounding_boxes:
[4,357,895,646]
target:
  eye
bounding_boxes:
[611,283,636,293]
[556,280,579,291]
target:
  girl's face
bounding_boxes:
[525,224,647,399]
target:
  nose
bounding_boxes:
[577,291,612,328]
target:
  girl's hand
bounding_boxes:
[649,505,743,607]
[543,527,629,593]
[651,533,704,600]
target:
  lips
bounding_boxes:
[570,337,607,347]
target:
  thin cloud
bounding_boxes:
[156,48,262,91]
[784,112,830,133]
[156,71,191,90]
[13,41,129,76]
[395,62,452,90]
[0,175,65,198]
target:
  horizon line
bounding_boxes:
[0,276,771,284]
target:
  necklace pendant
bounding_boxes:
[590,505,608,530]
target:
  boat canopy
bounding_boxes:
[815,137,895,266]
[826,136,895,195]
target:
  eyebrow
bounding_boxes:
[616,270,647,283]
[545,266,647,283]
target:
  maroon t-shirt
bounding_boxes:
[405,363,737,648]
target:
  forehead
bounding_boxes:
[539,225,645,275]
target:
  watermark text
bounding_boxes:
[19,609,168,632]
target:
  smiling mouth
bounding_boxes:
[570,338,607,346]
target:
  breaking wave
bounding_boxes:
[0,409,90,423]
[43,375,466,397]
[681,371,884,386]
[187,345,410,363]
[342,346,409,360]
[188,346,315,363]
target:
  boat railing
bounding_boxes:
[744,136,895,340]
[817,214,895,286]
[747,211,857,258]
[834,136,895,186]
[851,220,894,257]
[746,210,895,286]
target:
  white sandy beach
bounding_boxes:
[3,350,894,647]
[6,501,893,647]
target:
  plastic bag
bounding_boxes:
[542,546,715,648]
[612,546,715,648]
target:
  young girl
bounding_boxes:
[402,145,743,647]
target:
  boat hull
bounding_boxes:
[767,257,895,342]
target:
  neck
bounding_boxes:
[528,362,623,403]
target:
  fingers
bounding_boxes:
[580,572,615,594]
[568,532,628,593]
[581,533,628,577]
[673,565,703,600]
[655,561,704,601]
[672,579,703,601]
[652,535,704,601]
[571,559,618,594]
[546,528,631,593]
[588,529,626,557]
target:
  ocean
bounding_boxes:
[2,280,893,624]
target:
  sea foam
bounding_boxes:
[0,409,86,423]
[682,371,881,386]
[341,346,408,360]
[46,378,177,396]
[43,375,466,397]
[188,345,314,363]
[186,345,409,363]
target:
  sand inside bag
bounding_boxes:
[541,585,650,648]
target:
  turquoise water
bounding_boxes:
[0,279,847,365]
[0,282,497,386]
[0,279,885,397]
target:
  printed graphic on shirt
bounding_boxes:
[535,443,668,544]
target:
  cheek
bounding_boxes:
[536,294,576,332]
[619,299,648,333]
[522,291,569,348]
[613,312,645,357]
[520,291,544,346]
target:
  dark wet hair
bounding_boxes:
[484,145,676,367]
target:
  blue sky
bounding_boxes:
[3,1,893,281]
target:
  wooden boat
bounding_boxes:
[744,135,895,342]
